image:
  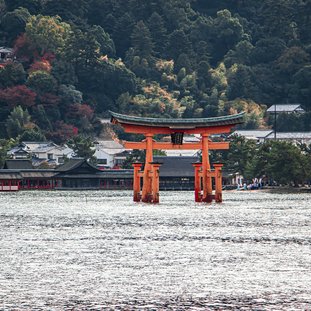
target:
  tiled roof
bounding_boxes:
[56,158,100,173]
[3,160,33,170]
[95,140,124,149]
[20,171,56,178]
[231,130,273,139]
[0,171,22,179]
[266,132,311,139]
[0,47,13,53]
[267,104,304,113]
[154,156,198,177]
[56,158,85,171]
[110,111,245,128]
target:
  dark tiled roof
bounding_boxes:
[56,158,86,172]
[154,156,198,177]
[3,160,33,170]
[56,158,101,173]
[0,171,22,179]
[110,111,245,129]
[20,171,56,178]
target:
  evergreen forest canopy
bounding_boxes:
[0,0,311,144]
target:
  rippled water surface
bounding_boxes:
[0,190,311,310]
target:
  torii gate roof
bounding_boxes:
[110,111,244,133]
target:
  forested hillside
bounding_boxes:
[1,0,311,143]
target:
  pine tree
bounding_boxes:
[130,20,154,60]
[148,12,168,56]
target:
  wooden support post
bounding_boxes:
[201,133,213,203]
[150,162,161,203]
[142,133,154,203]
[133,162,142,202]
[193,162,202,202]
[214,163,223,203]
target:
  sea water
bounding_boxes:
[0,190,310,310]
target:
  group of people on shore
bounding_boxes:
[237,177,263,190]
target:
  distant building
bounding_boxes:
[0,47,14,63]
[266,104,305,114]
[3,159,33,170]
[94,140,128,168]
[231,129,311,145]
[230,130,274,143]
[265,132,311,145]
[154,156,197,190]
[32,143,73,166]
[161,135,201,157]
[7,141,74,167]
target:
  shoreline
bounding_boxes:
[226,186,311,193]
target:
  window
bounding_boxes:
[115,158,125,166]
[58,157,65,164]
[97,159,107,164]
[47,153,53,160]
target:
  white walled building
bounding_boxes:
[94,140,128,168]
[8,142,74,166]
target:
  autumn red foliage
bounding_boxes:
[46,121,78,144]
[14,33,39,62]
[0,85,37,108]
[37,93,60,106]
[66,103,94,120]
[28,59,52,73]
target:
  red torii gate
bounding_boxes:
[110,111,244,203]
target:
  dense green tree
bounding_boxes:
[224,40,254,67]
[19,128,46,142]
[258,0,296,41]
[148,12,168,56]
[5,105,32,138]
[1,7,31,42]
[251,38,287,64]
[76,61,136,113]
[197,60,211,91]
[130,21,154,60]
[292,65,311,110]
[226,64,257,100]
[25,15,71,55]
[64,29,100,68]
[112,13,135,58]
[276,46,310,76]
[43,0,89,21]
[51,59,77,85]
[175,53,193,74]
[0,62,26,88]
[89,25,116,57]
[122,149,145,169]
[296,0,311,42]
[220,135,257,177]
[58,84,83,106]
[247,141,311,186]
[4,0,41,14]
[209,9,244,63]
[32,104,52,130]
[26,70,57,94]
[67,134,95,161]
[167,29,192,60]
[0,138,16,168]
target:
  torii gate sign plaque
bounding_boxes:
[110,111,244,204]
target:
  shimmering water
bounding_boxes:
[0,190,311,310]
